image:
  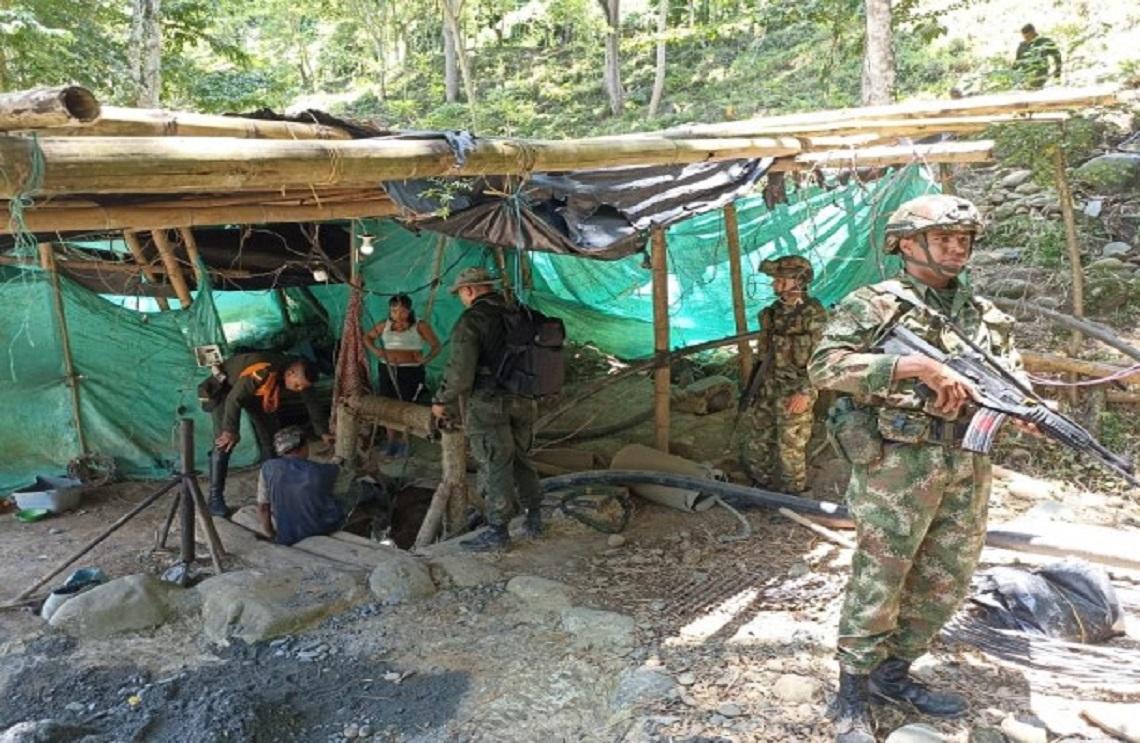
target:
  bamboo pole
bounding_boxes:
[0,254,251,279]
[1052,143,1085,356]
[939,163,956,195]
[423,235,448,321]
[0,86,101,131]
[650,226,670,452]
[151,229,194,308]
[723,203,752,382]
[770,112,1068,139]
[0,134,803,198]
[768,140,994,172]
[178,227,205,285]
[493,246,512,302]
[38,242,88,457]
[42,105,353,140]
[122,230,170,311]
[3,198,399,234]
[660,85,1118,138]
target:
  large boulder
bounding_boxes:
[1073,154,1140,195]
[197,567,364,644]
[368,551,436,603]
[428,554,504,588]
[506,575,574,612]
[0,719,109,743]
[48,574,192,638]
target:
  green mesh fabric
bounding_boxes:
[0,166,934,492]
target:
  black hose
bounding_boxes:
[540,469,851,523]
[536,407,654,442]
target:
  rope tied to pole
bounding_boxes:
[5,133,46,257]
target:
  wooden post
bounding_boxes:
[414,430,467,547]
[1053,140,1085,403]
[38,242,88,457]
[650,226,670,452]
[493,246,513,302]
[724,203,752,382]
[424,236,448,322]
[177,227,205,286]
[939,163,956,195]
[122,230,170,311]
[151,229,194,308]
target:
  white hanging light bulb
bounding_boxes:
[312,266,329,283]
[359,233,376,256]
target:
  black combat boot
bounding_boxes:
[207,449,231,517]
[869,657,967,718]
[830,671,875,743]
[521,508,544,539]
[460,525,510,552]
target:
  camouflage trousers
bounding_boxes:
[738,390,816,492]
[838,442,991,674]
[465,392,542,528]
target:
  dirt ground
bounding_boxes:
[3,380,1140,742]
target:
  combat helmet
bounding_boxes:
[760,255,813,283]
[884,194,984,254]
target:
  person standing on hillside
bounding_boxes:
[809,195,1031,742]
[738,256,827,494]
[1014,23,1062,89]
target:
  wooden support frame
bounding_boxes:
[178,227,205,285]
[37,242,88,457]
[1052,135,1086,404]
[650,227,670,452]
[151,229,194,308]
[723,203,752,382]
[122,230,170,311]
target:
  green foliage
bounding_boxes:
[984,215,1066,268]
[991,117,1113,187]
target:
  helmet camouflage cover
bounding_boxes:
[884,194,984,253]
[760,255,813,282]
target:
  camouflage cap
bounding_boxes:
[760,255,813,282]
[885,194,984,253]
[273,425,306,456]
[448,267,498,293]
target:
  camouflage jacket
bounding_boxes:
[807,272,1025,415]
[433,292,509,406]
[755,297,828,398]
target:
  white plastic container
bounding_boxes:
[12,476,83,513]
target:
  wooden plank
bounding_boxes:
[651,226,670,452]
[723,203,752,382]
[41,105,353,140]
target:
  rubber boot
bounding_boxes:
[830,671,876,743]
[869,657,967,718]
[460,525,510,553]
[208,448,231,517]
[521,508,544,539]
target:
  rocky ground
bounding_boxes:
[2,141,1140,743]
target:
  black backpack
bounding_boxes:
[494,303,566,398]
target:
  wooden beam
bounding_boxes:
[1052,142,1085,361]
[3,198,399,234]
[178,227,205,285]
[151,229,193,308]
[37,242,88,456]
[768,140,994,172]
[1021,351,1140,388]
[0,254,251,279]
[772,112,1068,139]
[35,105,353,140]
[650,226,670,453]
[0,86,100,131]
[0,134,803,198]
[661,85,1118,138]
[723,203,752,382]
[122,230,170,311]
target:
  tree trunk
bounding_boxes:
[128,0,162,107]
[647,0,667,117]
[861,0,894,105]
[440,0,475,105]
[598,0,623,116]
[442,20,459,102]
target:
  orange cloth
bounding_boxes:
[240,362,280,414]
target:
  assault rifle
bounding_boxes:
[738,342,774,414]
[879,325,1139,489]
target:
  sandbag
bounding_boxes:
[970,559,1125,643]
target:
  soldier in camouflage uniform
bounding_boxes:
[738,256,827,493]
[808,195,1028,742]
[431,267,543,552]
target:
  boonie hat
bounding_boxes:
[448,267,498,294]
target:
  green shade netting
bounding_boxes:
[0,165,934,492]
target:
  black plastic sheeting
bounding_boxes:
[388,158,771,260]
[970,559,1126,643]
